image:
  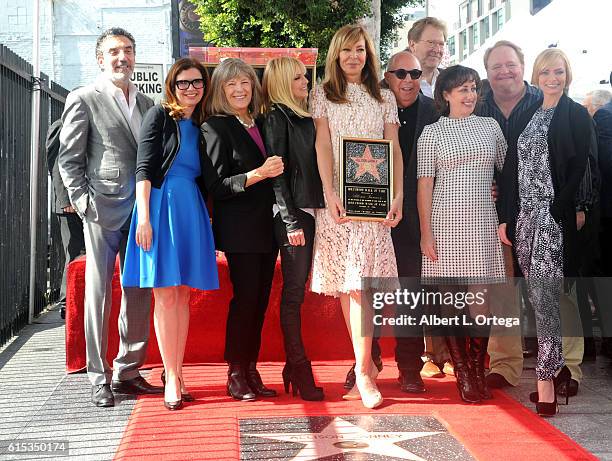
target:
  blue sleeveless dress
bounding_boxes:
[122,119,219,291]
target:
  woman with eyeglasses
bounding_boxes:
[202,58,284,402]
[417,65,507,404]
[310,24,404,409]
[498,49,591,416]
[123,58,219,411]
[261,57,325,401]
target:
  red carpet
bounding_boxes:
[113,362,596,461]
[65,254,399,372]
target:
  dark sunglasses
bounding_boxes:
[176,78,205,90]
[387,68,423,80]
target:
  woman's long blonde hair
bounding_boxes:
[323,24,382,104]
[262,57,310,117]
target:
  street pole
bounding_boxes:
[28,0,41,324]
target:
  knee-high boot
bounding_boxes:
[445,335,481,403]
[469,337,493,399]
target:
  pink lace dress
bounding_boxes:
[309,83,399,296]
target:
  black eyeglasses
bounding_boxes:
[387,68,423,80]
[176,79,205,90]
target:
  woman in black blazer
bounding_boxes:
[261,57,325,401]
[201,58,284,401]
[498,49,591,416]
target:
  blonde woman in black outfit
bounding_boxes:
[498,49,591,416]
[262,57,325,401]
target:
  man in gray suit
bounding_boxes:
[59,28,162,407]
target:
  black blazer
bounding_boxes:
[135,104,208,199]
[46,119,72,213]
[201,115,276,253]
[594,104,612,218]
[499,93,591,276]
[262,104,324,232]
[391,94,440,246]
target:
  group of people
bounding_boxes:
[52,17,609,417]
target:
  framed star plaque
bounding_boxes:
[339,137,393,221]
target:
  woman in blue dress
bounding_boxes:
[123,58,219,410]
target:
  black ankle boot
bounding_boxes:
[227,363,256,401]
[246,362,277,397]
[469,337,492,400]
[283,363,323,394]
[285,361,324,401]
[445,335,481,403]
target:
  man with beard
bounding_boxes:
[59,28,161,407]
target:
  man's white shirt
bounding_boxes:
[420,68,440,99]
[96,74,143,142]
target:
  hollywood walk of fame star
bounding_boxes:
[351,145,385,181]
[244,416,442,460]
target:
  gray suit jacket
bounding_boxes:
[58,79,154,231]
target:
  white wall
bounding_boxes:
[0,0,173,91]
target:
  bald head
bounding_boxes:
[385,51,422,108]
[387,51,421,72]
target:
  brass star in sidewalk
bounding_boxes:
[244,416,441,460]
[351,145,384,181]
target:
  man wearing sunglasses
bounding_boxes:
[59,28,160,407]
[385,51,439,393]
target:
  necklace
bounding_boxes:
[235,115,255,129]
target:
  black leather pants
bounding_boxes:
[274,210,316,365]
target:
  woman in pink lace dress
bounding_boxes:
[310,24,404,408]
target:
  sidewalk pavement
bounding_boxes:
[0,306,611,460]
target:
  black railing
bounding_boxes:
[0,43,68,347]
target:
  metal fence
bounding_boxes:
[0,43,68,348]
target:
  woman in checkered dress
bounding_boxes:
[417,66,507,403]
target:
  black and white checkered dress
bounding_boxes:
[417,115,507,284]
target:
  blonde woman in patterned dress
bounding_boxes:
[417,65,507,403]
[310,24,404,409]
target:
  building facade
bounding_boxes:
[426,0,612,98]
[0,0,174,91]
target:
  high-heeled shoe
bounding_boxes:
[164,398,183,411]
[355,372,383,409]
[162,374,184,411]
[342,360,379,401]
[531,366,572,416]
[282,363,323,393]
[282,361,324,401]
[529,366,572,404]
[161,370,195,402]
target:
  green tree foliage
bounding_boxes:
[189,0,423,66]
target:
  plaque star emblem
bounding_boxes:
[351,145,384,181]
[244,416,442,460]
